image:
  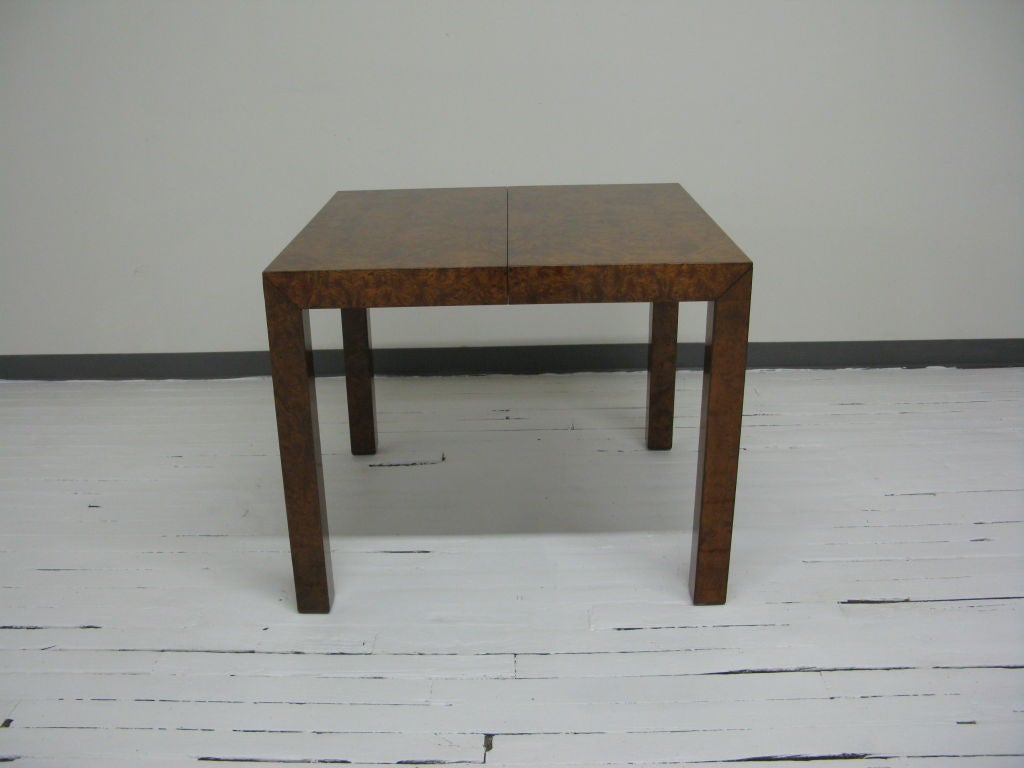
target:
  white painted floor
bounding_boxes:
[0,368,1021,767]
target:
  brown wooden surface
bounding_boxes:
[646,302,679,450]
[507,262,747,304]
[264,267,508,310]
[264,187,507,308]
[263,277,333,613]
[508,184,750,304]
[341,308,377,456]
[264,184,753,612]
[690,268,752,605]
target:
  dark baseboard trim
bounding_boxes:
[0,339,1021,380]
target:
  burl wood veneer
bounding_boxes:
[264,187,508,308]
[507,184,750,303]
[264,183,752,613]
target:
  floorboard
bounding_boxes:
[0,368,1021,765]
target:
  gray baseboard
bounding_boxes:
[0,339,1021,380]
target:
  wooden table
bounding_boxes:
[263,184,752,613]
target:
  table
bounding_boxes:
[263,184,752,613]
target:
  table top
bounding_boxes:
[267,187,507,273]
[509,184,749,268]
[264,184,751,307]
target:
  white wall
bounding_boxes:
[1,0,1022,355]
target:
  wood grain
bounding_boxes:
[508,184,751,267]
[691,268,752,604]
[508,184,750,303]
[507,261,749,304]
[264,184,755,613]
[340,308,377,456]
[646,301,679,450]
[263,277,333,613]
[264,187,507,308]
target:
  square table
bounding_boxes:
[264,184,752,613]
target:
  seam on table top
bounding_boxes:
[505,187,510,303]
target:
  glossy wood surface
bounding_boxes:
[646,302,679,450]
[508,184,750,304]
[264,184,753,612]
[263,277,333,613]
[265,268,509,310]
[507,262,747,304]
[691,269,753,604]
[508,184,749,266]
[268,187,508,272]
[264,187,507,308]
[341,308,377,456]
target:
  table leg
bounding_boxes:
[646,301,679,450]
[341,308,377,455]
[691,269,752,605]
[264,279,333,613]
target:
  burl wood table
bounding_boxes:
[263,184,752,613]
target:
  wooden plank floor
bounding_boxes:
[0,367,1021,767]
